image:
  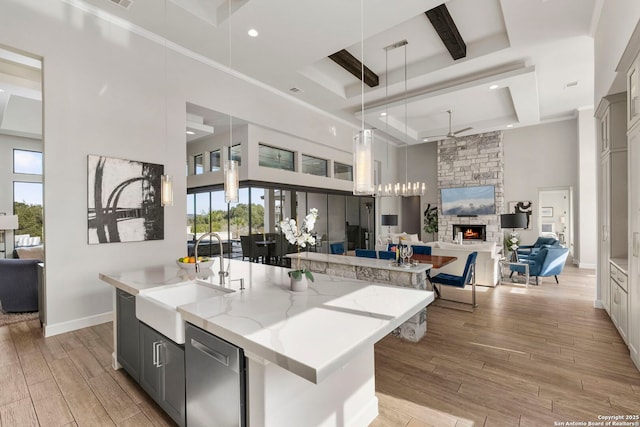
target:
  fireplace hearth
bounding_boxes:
[453,224,486,242]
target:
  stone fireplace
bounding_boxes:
[437,131,504,244]
[453,224,486,242]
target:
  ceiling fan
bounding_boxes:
[422,110,472,141]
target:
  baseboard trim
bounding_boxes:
[593,300,604,309]
[578,262,597,269]
[44,311,113,337]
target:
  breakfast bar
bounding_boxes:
[287,252,434,341]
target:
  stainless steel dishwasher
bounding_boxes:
[185,323,246,427]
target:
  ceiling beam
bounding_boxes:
[425,4,466,60]
[328,50,379,88]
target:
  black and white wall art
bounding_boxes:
[88,155,164,244]
[508,201,533,229]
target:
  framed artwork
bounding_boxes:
[540,207,553,217]
[88,155,164,244]
[508,201,532,229]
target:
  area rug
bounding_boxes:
[0,311,39,327]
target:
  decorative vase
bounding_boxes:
[290,275,308,292]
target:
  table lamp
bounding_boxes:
[0,214,19,258]
[381,214,398,235]
[500,213,527,262]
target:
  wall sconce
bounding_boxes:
[353,129,374,195]
[224,157,239,203]
[161,174,173,207]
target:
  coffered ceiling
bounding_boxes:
[0,0,599,146]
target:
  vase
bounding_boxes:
[290,276,308,292]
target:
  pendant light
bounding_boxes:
[223,1,239,204]
[353,0,375,196]
[160,0,173,207]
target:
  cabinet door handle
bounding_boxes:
[190,338,229,366]
[156,342,164,368]
[152,341,162,367]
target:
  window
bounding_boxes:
[258,144,295,171]
[194,154,203,175]
[13,182,43,239]
[210,149,221,172]
[13,149,43,175]
[334,162,353,181]
[302,154,327,177]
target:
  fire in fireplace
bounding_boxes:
[452,224,486,241]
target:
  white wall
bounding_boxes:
[403,142,438,240]
[577,108,597,268]
[594,1,640,102]
[0,0,381,335]
[503,119,579,248]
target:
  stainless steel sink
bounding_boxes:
[136,281,234,344]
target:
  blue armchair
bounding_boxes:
[510,247,569,285]
[516,236,559,260]
[0,259,40,312]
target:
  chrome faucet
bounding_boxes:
[194,232,228,284]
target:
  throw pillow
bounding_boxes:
[16,245,44,261]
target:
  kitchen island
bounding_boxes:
[100,260,434,427]
[287,251,433,341]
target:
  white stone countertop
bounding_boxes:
[286,251,433,273]
[100,260,434,384]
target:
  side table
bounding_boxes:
[499,258,530,287]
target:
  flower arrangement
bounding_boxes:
[279,208,319,282]
[503,231,520,261]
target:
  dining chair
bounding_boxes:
[330,242,345,255]
[411,245,431,255]
[378,250,396,260]
[355,249,377,258]
[429,251,478,311]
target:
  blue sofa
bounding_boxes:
[0,259,40,312]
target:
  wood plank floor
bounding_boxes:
[372,263,640,426]
[1,263,639,426]
[0,320,176,426]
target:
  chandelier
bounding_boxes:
[374,40,426,198]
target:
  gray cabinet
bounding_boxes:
[116,289,139,381]
[139,322,186,427]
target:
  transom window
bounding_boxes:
[258,144,295,171]
[13,149,43,175]
[334,162,353,181]
[302,154,328,177]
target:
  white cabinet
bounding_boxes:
[628,52,640,130]
[610,262,629,344]
[627,125,640,369]
[596,93,627,312]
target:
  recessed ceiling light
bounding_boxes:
[423,138,429,142]
[506,124,513,128]
[248,29,259,37]
[380,112,387,117]
[489,84,499,90]
[186,130,195,135]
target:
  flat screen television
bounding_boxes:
[441,185,496,216]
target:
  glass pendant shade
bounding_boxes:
[161,174,173,207]
[353,129,374,195]
[224,159,239,203]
